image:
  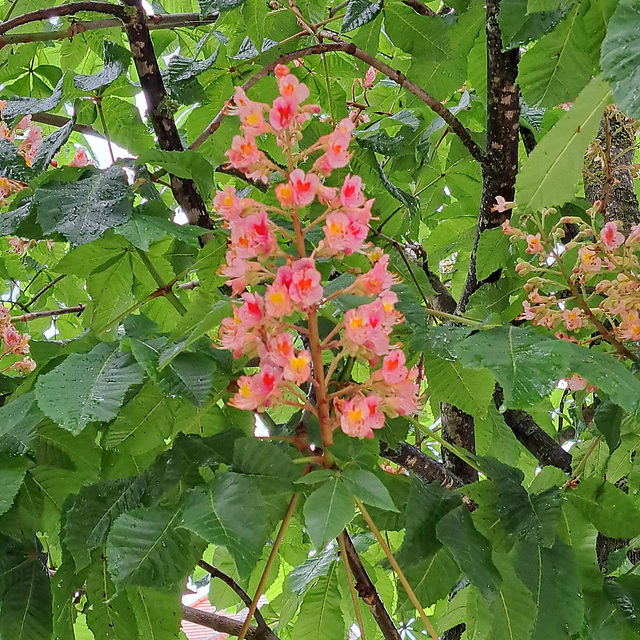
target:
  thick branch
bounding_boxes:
[440,404,478,484]
[380,441,464,489]
[341,532,402,640]
[182,605,279,640]
[0,2,126,36]
[30,113,103,139]
[0,12,218,46]
[191,39,487,167]
[494,386,572,474]
[198,560,269,632]
[456,0,520,314]
[402,0,436,16]
[120,0,213,231]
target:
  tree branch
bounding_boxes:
[120,0,213,231]
[190,39,487,167]
[341,531,403,640]
[13,305,86,323]
[402,0,436,16]
[30,113,103,138]
[198,559,269,632]
[182,605,279,640]
[0,12,218,46]
[0,2,126,37]
[494,386,572,474]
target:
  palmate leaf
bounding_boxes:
[341,0,383,33]
[85,554,138,640]
[0,392,42,455]
[106,507,193,589]
[291,564,345,640]
[513,538,584,639]
[303,477,355,549]
[33,165,134,245]
[515,76,612,211]
[63,477,147,571]
[0,454,27,516]
[425,356,495,419]
[0,535,52,640]
[601,1,640,118]
[30,119,74,174]
[74,41,131,92]
[35,342,144,435]
[181,473,267,577]
[3,77,63,119]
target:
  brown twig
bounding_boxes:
[197,560,269,632]
[30,113,103,139]
[0,12,218,46]
[0,2,126,37]
[190,39,487,167]
[25,274,66,310]
[13,305,86,323]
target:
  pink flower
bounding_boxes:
[491,196,515,213]
[353,254,396,295]
[565,373,589,391]
[381,350,408,384]
[15,115,31,130]
[578,246,602,273]
[226,135,262,171]
[12,356,36,374]
[339,174,365,208]
[264,282,292,318]
[364,67,376,89]
[275,182,294,207]
[213,185,252,221]
[277,72,310,106]
[237,292,264,327]
[335,393,385,439]
[269,97,296,131]
[600,221,624,250]
[2,325,29,355]
[264,333,295,367]
[289,258,323,308]
[289,169,319,207]
[562,307,584,332]
[69,147,91,168]
[521,300,537,320]
[283,350,311,384]
[525,233,544,254]
[230,366,280,411]
[382,373,419,417]
[230,210,277,259]
[501,219,520,236]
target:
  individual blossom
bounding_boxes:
[353,254,397,295]
[335,393,385,439]
[2,325,29,355]
[565,373,590,391]
[11,356,36,374]
[68,146,92,168]
[562,307,584,332]
[578,245,603,274]
[283,350,311,384]
[230,366,281,411]
[289,258,323,309]
[600,221,624,250]
[492,195,516,213]
[231,210,277,259]
[380,349,409,384]
[525,233,544,254]
[289,169,319,207]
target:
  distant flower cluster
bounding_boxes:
[215,66,419,443]
[0,305,35,374]
[503,200,640,390]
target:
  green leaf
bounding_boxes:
[182,473,266,577]
[85,554,138,640]
[0,392,42,455]
[513,538,584,639]
[162,47,219,104]
[0,454,27,516]
[499,0,572,49]
[341,469,398,512]
[100,97,155,156]
[74,41,130,92]
[104,383,175,454]
[30,119,74,174]
[518,4,591,108]
[106,507,193,589]
[603,575,640,633]
[593,400,624,453]
[476,228,511,281]
[303,477,354,548]
[289,546,338,595]
[34,165,135,245]
[64,477,146,571]
[128,587,182,640]
[242,0,267,45]
[515,76,612,211]
[115,214,203,251]
[436,505,502,602]
[291,565,345,640]
[130,338,214,407]
[341,0,383,33]
[601,1,640,118]
[0,139,32,181]
[199,0,244,16]
[36,342,144,434]
[566,477,640,539]
[3,77,63,119]
[425,356,495,418]
[356,130,406,155]
[0,535,52,640]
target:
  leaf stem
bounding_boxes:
[237,493,299,640]
[135,248,188,316]
[355,498,438,640]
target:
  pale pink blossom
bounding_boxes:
[68,147,91,168]
[578,246,603,273]
[289,169,319,207]
[525,233,544,254]
[600,221,624,250]
[289,258,323,308]
[12,356,36,374]
[339,174,365,208]
[562,307,584,332]
[353,254,396,295]
[381,350,408,384]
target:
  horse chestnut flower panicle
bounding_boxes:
[214,67,420,444]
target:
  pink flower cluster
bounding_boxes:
[504,205,640,387]
[0,305,35,374]
[215,67,420,442]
